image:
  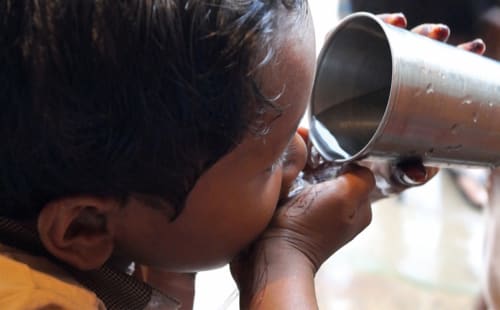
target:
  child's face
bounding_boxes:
[114,9,316,272]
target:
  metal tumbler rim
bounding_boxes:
[310,12,395,163]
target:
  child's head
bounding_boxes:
[0,0,316,271]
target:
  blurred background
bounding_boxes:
[194,1,500,308]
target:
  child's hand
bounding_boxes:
[231,164,375,308]
[266,164,375,269]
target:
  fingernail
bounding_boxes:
[400,165,427,185]
[400,170,426,185]
[430,24,450,41]
[393,160,427,186]
[389,13,407,28]
[470,38,486,53]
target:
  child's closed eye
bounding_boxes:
[268,150,289,173]
[267,142,299,172]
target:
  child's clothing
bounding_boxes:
[0,217,180,310]
[0,248,105,309]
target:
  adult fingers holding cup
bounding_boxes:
[308,12,500,199]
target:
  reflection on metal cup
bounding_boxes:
[309,12,500,168]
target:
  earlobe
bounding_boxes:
[38,196,119,270]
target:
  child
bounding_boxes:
[0,1,474,309]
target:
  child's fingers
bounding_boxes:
[410,23,450,42]
[376,13,407,28]
[297,127,309,142]
[457,38,486,55]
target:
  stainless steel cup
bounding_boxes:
[309,12,500,168]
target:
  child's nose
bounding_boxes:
[279,133,308,199]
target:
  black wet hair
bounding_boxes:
[0,0,307,219]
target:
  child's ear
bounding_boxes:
[37,196,120,270]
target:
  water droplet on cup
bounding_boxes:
[463,99,472,105]
[425,83,434,94]
[473,112,479,123]
[450,124,459,134]
[446,145,463,152]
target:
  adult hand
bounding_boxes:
[377,13,486,54]
[299,126,438,201]
[365,13,488,200]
